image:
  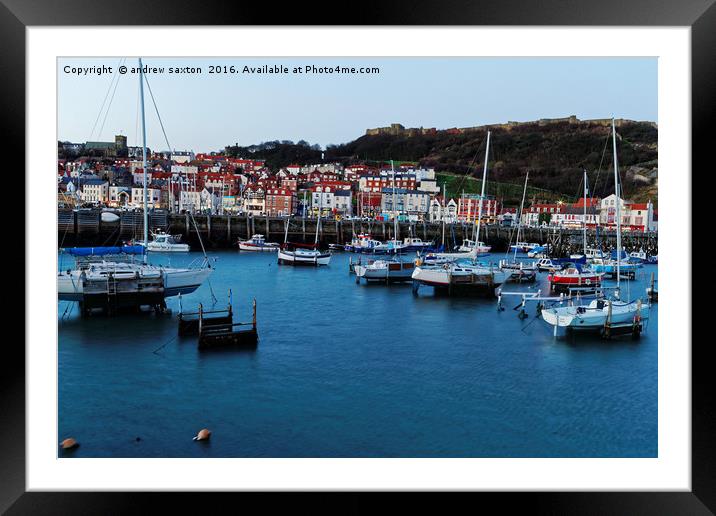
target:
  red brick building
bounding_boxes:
[265,187,297,216]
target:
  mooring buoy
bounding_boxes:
[193,428,211,441]
[60,437,79,449]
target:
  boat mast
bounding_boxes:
[514,170,529,261]
[441,182,446,247]
[139,57,149,263]
[475,130,491,251]
[315,186,321,245]
[391,160,398,241]
[583,169,588,256]
[611,118,621,294]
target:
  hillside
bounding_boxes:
[225,118,658,204]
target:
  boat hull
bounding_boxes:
[354,262,415,282]
[145,243,190,252]
[57,265,211,304]
[541,301,650,330]
[412,266,508,296]
[238,243,279,252]
[277,249,331,266]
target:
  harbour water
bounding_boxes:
[58,250,657,458]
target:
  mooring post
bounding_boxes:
[252,298,257,330]
[198,303,203,335]
[227,214,231,243]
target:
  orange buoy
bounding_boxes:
[60,438,78,449]
[193,428,211,441]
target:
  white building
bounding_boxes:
[80,179,109,204]
[171,151,195,164]
[131,186,161,208]
[179,189,202,213]
[428,198,458,223]
[334,190,353,216]
[311,185,336,215]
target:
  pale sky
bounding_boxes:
[58,57,657,153]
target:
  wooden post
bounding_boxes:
[252,298,257,330]
[198,303,203,335]
[227,214,231,243]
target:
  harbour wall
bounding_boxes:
[58,210,659,256]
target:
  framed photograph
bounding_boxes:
[5,0,710,512]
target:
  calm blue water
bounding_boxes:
[58,251,657,458]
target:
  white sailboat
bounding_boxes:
[541,119,650,334]
[58,58,212,310]
[420,137,493,265]
[413,131,510,295]
[500,171,537,283]
[355,161,414,282]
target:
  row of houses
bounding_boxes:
[58,154,657,231]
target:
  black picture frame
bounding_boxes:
[3,1,710,513]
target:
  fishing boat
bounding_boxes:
[344,233,386,253]
[509,242,541,253]
[278,196,331,266]
[535,258,563,272]
[541,118,650,335]
[456,239,491,254]
[144,231,190,252]
[238,234,280,252]
[401,236,433,252]
[572,247,606,260]
[547,262,603,293]
[58,58,212,313]
[354,258,415,283]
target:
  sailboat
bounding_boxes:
[277,190,331,266]
[547,170,603,293]
[500,171,537,283]
[420,139,493,265]
[413,131,510,295]
[58,58,212,312]
[354,161,415,283]
[541,119,650,334]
